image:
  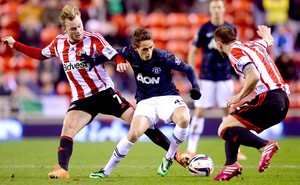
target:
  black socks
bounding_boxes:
[58,136,73,171]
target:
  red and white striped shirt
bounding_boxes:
[229,39,290,95]
[41,31,118,101]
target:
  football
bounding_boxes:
[188,154,214,176]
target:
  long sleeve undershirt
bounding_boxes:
[13,42,47,61]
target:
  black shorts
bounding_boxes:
[231,89,289,133]
[68,88,132,121]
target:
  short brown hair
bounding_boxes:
[214,26,237,44]
[60,5,81,28]
[133,28,153,47]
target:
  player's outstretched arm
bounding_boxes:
[256,25,274,47]
[2,36,46,60]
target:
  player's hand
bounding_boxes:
[256,25,271,38]
[226,95,241,108]
[116,63,129,73]
[80,53,97,71]
[256,25,274,47]
[1,36,15,48]
[190,86,201,100]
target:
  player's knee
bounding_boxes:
[127,130,142,143]
[217,125,227,138]
[175,116,190,128]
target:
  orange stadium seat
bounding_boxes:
[232,11,254,27]
[165,26,190,41]
[230,0,253,12]
[166,40,190,60]
[40,25,61,47]
[1,1,21,14]
[188,13,210,27]
[224,14,234,23]
[0,28,20,41]
[142,12,167,28]
[110,14,126,35]
[154,40,167,50]
[237,26,255,41]
[125,13,145,26]
[166,13,189,27]
[0,14,19,29]
[149,27,167,42]
[189,25,199,40]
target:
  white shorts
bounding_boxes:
[133,95,189,127]
[194,79,234,108]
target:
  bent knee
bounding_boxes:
[217,125,227,138]
[127,130,142,143]
[175,117,190,128]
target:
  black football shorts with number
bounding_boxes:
[231,89,289,133]
[68,87,132,122]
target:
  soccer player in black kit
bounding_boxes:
[88,28,201,178]
[185,0,247,161]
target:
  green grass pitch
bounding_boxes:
[0,137,299,185]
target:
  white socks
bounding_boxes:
[166,125,189,159]
[187,116,204,154]
[103,135,133,175]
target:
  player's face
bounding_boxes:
[63,16,84,43]
[209,0,225,21]
[134,40,154,61]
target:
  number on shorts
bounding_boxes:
[113,94,122,104]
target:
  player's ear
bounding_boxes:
[62,27,67,33]
[215,41,222,51]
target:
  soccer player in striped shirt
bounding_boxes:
[1,4,183,179]
[212,25,290,181]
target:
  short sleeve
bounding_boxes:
[101,45,117,60]
[235,56,252,72]
[255,39,268,49]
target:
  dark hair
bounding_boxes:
[214,26,237,44]
[133,28,153,47]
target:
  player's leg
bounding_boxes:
[218,116,269,162]
[186,80,215,156]
[213,115,268,181]
[168,106,190,160]
[217,80,247,160]
[120,106,171,151]
[90,98,154,178]
[48,110,92,178]
[157,102,190,177]
[114,89,172,153]
[90,115,151,178]
[186,107,205,156]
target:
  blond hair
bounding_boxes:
[59,4,81,28]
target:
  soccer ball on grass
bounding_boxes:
[188,154,214,176]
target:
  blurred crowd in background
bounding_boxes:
[0,0,300,112]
